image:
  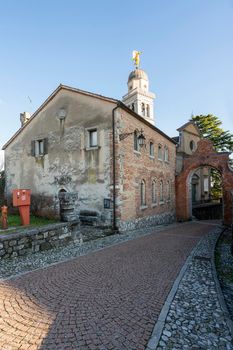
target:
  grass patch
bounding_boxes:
[0,214,59,234]
[215,230,233,283]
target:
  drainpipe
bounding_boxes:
[112,104,120,233]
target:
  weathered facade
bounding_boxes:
[3,69,176,231]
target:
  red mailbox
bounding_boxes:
[12,189,31,226]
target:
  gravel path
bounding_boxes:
[146,225,233,350]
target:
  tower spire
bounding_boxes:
[122,52,156,125]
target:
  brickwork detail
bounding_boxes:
[115,109,176,229]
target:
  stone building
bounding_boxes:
[3,67,176,231]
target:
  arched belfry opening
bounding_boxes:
[176,139,233,225]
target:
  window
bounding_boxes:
[164,146,169,162]
[149,142,154,157]
[131,103,135,112]
[158,145,163,160]
[146,104,150,117]
[31,138,48,157]
[190,140,195,151]
[152,179,157,204]
[167,180,171,201]
[140,180,146,206]
[134,131,139,152]
[141,103,145,116]
[89,129,97,147]
[160,180,164,203]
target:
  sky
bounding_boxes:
[0,0,233,167]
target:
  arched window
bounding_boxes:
[167,180,171,201]
[164,146,169,162]
[149,142,154,157]
[141,103,145,116]
[131,103,135,111]
[140,180,146,206]
[152,179,157,204]
[146,104,150,117]
[158,144,163,160]
[134,131,139,151]
[160,180,164,203]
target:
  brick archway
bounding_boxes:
[176,139,233,225]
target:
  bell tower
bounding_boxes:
[122,51,156,125]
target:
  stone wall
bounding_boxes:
[0,221,80,260]
[119,211,176,232]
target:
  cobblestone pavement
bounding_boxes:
[147,225,233,350]
[0,222,217,350]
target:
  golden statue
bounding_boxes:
[132,50,142,68]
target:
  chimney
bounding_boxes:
[20,112,31,127]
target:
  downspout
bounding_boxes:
[112,104,120,233]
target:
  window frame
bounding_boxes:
[134,130,140,153]
[159,180,164,204]
[85,127,99,150]
[164,146,169,162]
[31,138,48,157]
[158,144,163,161]
[167,180,171,202]
[152,179,157,206]
[140,179,147,208]
[149,141,154,158]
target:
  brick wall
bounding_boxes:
[115,109,176,230]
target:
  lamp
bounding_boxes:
[119,128,146,147]
[137,129,146,147]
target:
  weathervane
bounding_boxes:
[132,50,142,69]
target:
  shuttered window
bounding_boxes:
[31,138,48,157]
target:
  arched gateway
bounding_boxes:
[176,139,233,225]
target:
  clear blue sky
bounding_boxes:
[1,0,233,156]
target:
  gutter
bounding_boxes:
[112,104,120,233]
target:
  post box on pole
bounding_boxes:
[12,189,31,226]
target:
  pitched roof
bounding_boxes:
[177,121,200,135]
[2,84,175,149]
[2,84,118,150]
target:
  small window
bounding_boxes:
[152,179,157,204]
[146,104,150,117]
[134,131,139,152]
[190,140,195,151]
[141,103,145,116]
[158,145,163,160]
[132,103,135,112]
[89,129,97,147]
[164,146,169,162]
[31,138,48,157]
[160,180,164,203]
[149,142,154,157]
[140,180,146,206]
[167,180,171,201]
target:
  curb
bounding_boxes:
[146,225,230,350]
[145,242,196,350]
[211,229,233,339]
